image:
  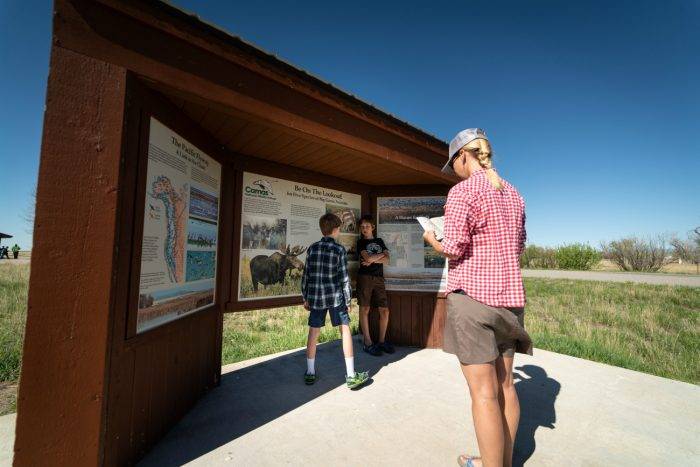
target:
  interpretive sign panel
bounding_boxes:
[377,196,447,291]
[238,172,361,300]
[137,118,222,333]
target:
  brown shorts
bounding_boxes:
[443,292,532,364]
[356,275,388,307]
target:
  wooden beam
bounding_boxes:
[96,0,449,158]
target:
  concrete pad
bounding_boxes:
[139,343,700,466]
[0,413,15,467]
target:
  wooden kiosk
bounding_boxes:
[16,1,455,465]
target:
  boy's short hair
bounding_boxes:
[319,213,342,236]
[359,214,375,227]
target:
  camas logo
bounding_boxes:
[245,179,274,197]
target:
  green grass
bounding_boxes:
[523,278,699,384]
[238,257,303,299]
[223,279,699,384]
[0,263,29,414]
[222,304,360,364]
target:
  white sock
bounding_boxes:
[307,358,315,375]
[345,357,355,378]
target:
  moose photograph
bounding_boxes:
[241,216,287,251]
[238,244,307,299]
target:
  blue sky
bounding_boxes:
[1,0,698,249]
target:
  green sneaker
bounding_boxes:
[304,372,316,385]
[346,370,369,389]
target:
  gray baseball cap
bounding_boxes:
[441,128,489,175]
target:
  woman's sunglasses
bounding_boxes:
[449,147,487,169]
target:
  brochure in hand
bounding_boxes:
[416,216,444,241]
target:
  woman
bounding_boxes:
[423,128,531,467]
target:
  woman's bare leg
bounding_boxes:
[378,307,390,343]
[496,356,520,467]
[461,361,504,467]
[359,306,372,345]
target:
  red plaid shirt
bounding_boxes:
[442,169,526,307]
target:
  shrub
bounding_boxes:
[520,245,558,269]
[601,236,670,272]
[554,243,601,270]
[670,228,700,274]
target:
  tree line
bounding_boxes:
[521,228,700,273]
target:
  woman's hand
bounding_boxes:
[423,230,437,244]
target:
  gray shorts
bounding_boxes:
[443,292,532,364]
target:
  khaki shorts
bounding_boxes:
[443,292,532,364]
[356,275,388,307]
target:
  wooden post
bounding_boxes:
[14,46,127,465]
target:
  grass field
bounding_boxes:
[222,278,699,384]
[222,305,360,365]
[1,262,698,415]
[0,262,29,414]
[523,278,699,383]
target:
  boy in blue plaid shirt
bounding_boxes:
[301,213,369,389]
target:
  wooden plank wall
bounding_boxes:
[369,293,446,348]
[104,309,220,465]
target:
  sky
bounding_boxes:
[1,0,698,250]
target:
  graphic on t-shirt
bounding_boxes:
[357,237,388,277]
[366,242,384,255]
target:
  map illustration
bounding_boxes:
[150,175,188,283]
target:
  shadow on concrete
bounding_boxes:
[138,339,415,466]
[513,365,561,467]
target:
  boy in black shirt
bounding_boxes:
[356,215,394,356]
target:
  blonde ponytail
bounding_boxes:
[476,152,503,190]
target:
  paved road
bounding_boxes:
[522,268,700,287]
[134,343,699,467]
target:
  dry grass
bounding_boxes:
[0,263,29,415]
[523,277,699,384]
[593,259,699,275]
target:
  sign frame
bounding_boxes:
[125,107,232,340]
[227,159,370,312]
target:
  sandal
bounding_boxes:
[457,454,479,467]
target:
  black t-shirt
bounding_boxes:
[357,237,388,277]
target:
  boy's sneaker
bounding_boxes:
[363,343,382,356]
[379,341,395,354]
[304,372,316,385]
[346,371,369,389]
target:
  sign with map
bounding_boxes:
[137,118,222,333]
[377,196,447,291]
[238,172,361,301]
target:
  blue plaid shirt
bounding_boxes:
[301,236,351,309]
